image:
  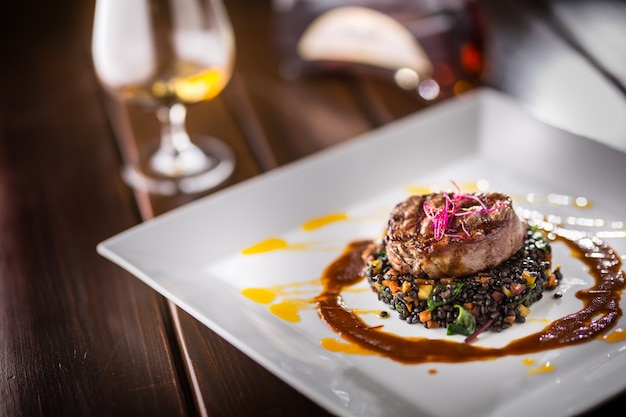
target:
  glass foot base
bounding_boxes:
[122,136,236,195]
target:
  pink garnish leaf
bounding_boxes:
[422,182,506,241]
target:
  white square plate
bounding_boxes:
[98,88,626,417]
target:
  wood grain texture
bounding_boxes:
[0,2,193,416]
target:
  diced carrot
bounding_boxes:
[504,315,515,326]
[419,310,432,323]
[478,276,491,284]
[426,320,439,329]
[548,272,558,288]
[388,280,401,294]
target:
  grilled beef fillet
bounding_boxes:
[384,191,526,279]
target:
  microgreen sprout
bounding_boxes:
[423,181,505,241]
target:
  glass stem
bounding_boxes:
[159,103,193,154]
[150,103,209,177]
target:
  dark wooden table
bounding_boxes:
[1,0,625,416]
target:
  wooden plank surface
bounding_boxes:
[0,2,192,415]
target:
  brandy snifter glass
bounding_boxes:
[92,0,236,195]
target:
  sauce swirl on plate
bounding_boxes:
[315,231,625,364]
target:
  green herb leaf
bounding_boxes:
[427,283,464,310]
[394,302,407,314]
[446,304,477,336]
[517,289,538,306]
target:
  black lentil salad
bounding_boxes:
[362,225,561,339]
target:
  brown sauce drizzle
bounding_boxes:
[315,233,625,364]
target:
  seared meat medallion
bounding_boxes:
[384,191,526,279]
[364,188,559,335]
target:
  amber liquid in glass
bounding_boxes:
[118,65,231,108]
